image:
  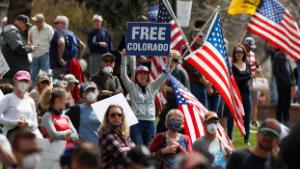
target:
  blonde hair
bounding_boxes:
[165,109,184,127]
[40,87,66,111]
[99,104,129,138]
[170,50,181,59]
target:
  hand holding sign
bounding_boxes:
[126,22,171,56]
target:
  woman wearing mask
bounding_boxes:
[66,81,101,145]
[0,70,41,138]
[40,87,78,146]
[192,112,232,169]
[149,109,192,169]
[121,51,171,146]
[99,104,134,169]
[227,44,252,145]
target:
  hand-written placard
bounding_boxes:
[0,50,10,76]
[126,22,171,56]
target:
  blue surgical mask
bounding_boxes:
[167,119,182,132]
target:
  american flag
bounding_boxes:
[185,13,246,136]
[151,0,187,111]
[164,70,233,148]
[248,0,300,61]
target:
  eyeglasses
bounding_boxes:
[110,112,123,118]
[103,59,114,63]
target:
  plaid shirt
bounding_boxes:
[99,129,133,169]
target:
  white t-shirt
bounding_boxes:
[0,93,39,135]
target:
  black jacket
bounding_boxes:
[1,25,33,78]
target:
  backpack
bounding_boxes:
[65,31,78,57]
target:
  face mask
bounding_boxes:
[22,153,41,169]
[86,91,97,102]
[207,123,218,134]
[167,119,182,132]
[18,81,28,93]
[102,66,113,74]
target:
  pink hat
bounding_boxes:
[14,70,31,81]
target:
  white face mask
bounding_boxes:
[18,81,28,93]
[207,123,218,134]
[86,91,97,102]
[22,153,41,169]
[102,66,113,74]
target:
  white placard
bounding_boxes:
[36,139,66,169]
[176,0,193,27]
[91,93,138,126]
[0,50,10,76]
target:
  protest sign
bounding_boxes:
[148,5,159,22]
[36,139,66,169]
[0,50,10,76]
[126,22,171,56]
[176,0,192,27]
[91,93,138,126]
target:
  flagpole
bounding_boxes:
[162,0,192,53]
[182,6,220,58]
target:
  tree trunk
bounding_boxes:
[7,0,32,24]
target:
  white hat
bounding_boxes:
[93,15,103,21]
[64,74,79,84]
[54,15,69,25]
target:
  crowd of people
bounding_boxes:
[0,12,299,169]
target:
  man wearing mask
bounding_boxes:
[226,119,285,169]
[11,129,41,169]
[0,70,40,138]
[91,52,123,100]
[87,15,112,76]
[1,15,37,84]
[193,112,231,169]
[66,81,101,145]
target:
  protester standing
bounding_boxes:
[98,104,134,169]
[120,51,171,146]
[0,71,40,138]
[28,13,54,86]
[227,45,252,145]
[149,109,192,169]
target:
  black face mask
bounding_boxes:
[51,107,63,115]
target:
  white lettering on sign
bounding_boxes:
[127,43,169,52]
[131,26,166,41]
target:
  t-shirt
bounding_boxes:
[78,103,100,145]
[0,93,38,135]
[226,149,286,169]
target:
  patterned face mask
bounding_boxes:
[167,119,182,132]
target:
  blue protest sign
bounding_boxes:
[148,5,159,22]
[126,22,171,56]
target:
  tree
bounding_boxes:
[7,0,32,24]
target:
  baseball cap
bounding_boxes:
[16,15,32,27]
[64,74,79,84]
[102,52,116,61]
[82,81,97,91]
[92,15,103,21]
[244,37,256,49]
[37,74,50,83]
[32,13,45,22]
[204,111,218,123]
[135,65,149,75]
[259,119,281,139]
[14,70,31,81]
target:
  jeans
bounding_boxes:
[31,53,50,86]
[130,120,156,146]
[207,93,221,113]
[297,61,300,102]
[270,75,278,104]
[227,92,252,142]
[276,85,291,123]
[190,83,208,108]
[89,53,103,76]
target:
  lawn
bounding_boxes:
[232,126,257,149]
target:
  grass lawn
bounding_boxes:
[232,126,258,149]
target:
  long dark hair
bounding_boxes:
[232,44,248,63]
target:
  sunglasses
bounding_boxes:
[103,59,114,63]
[110,112,123,118]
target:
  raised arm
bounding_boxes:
[149,56,171,92]
[120,52,135,91]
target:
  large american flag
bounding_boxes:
[165,70,233,148]
[151,0,187,111]
[248,0,300,61]
[185,13,246,136]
